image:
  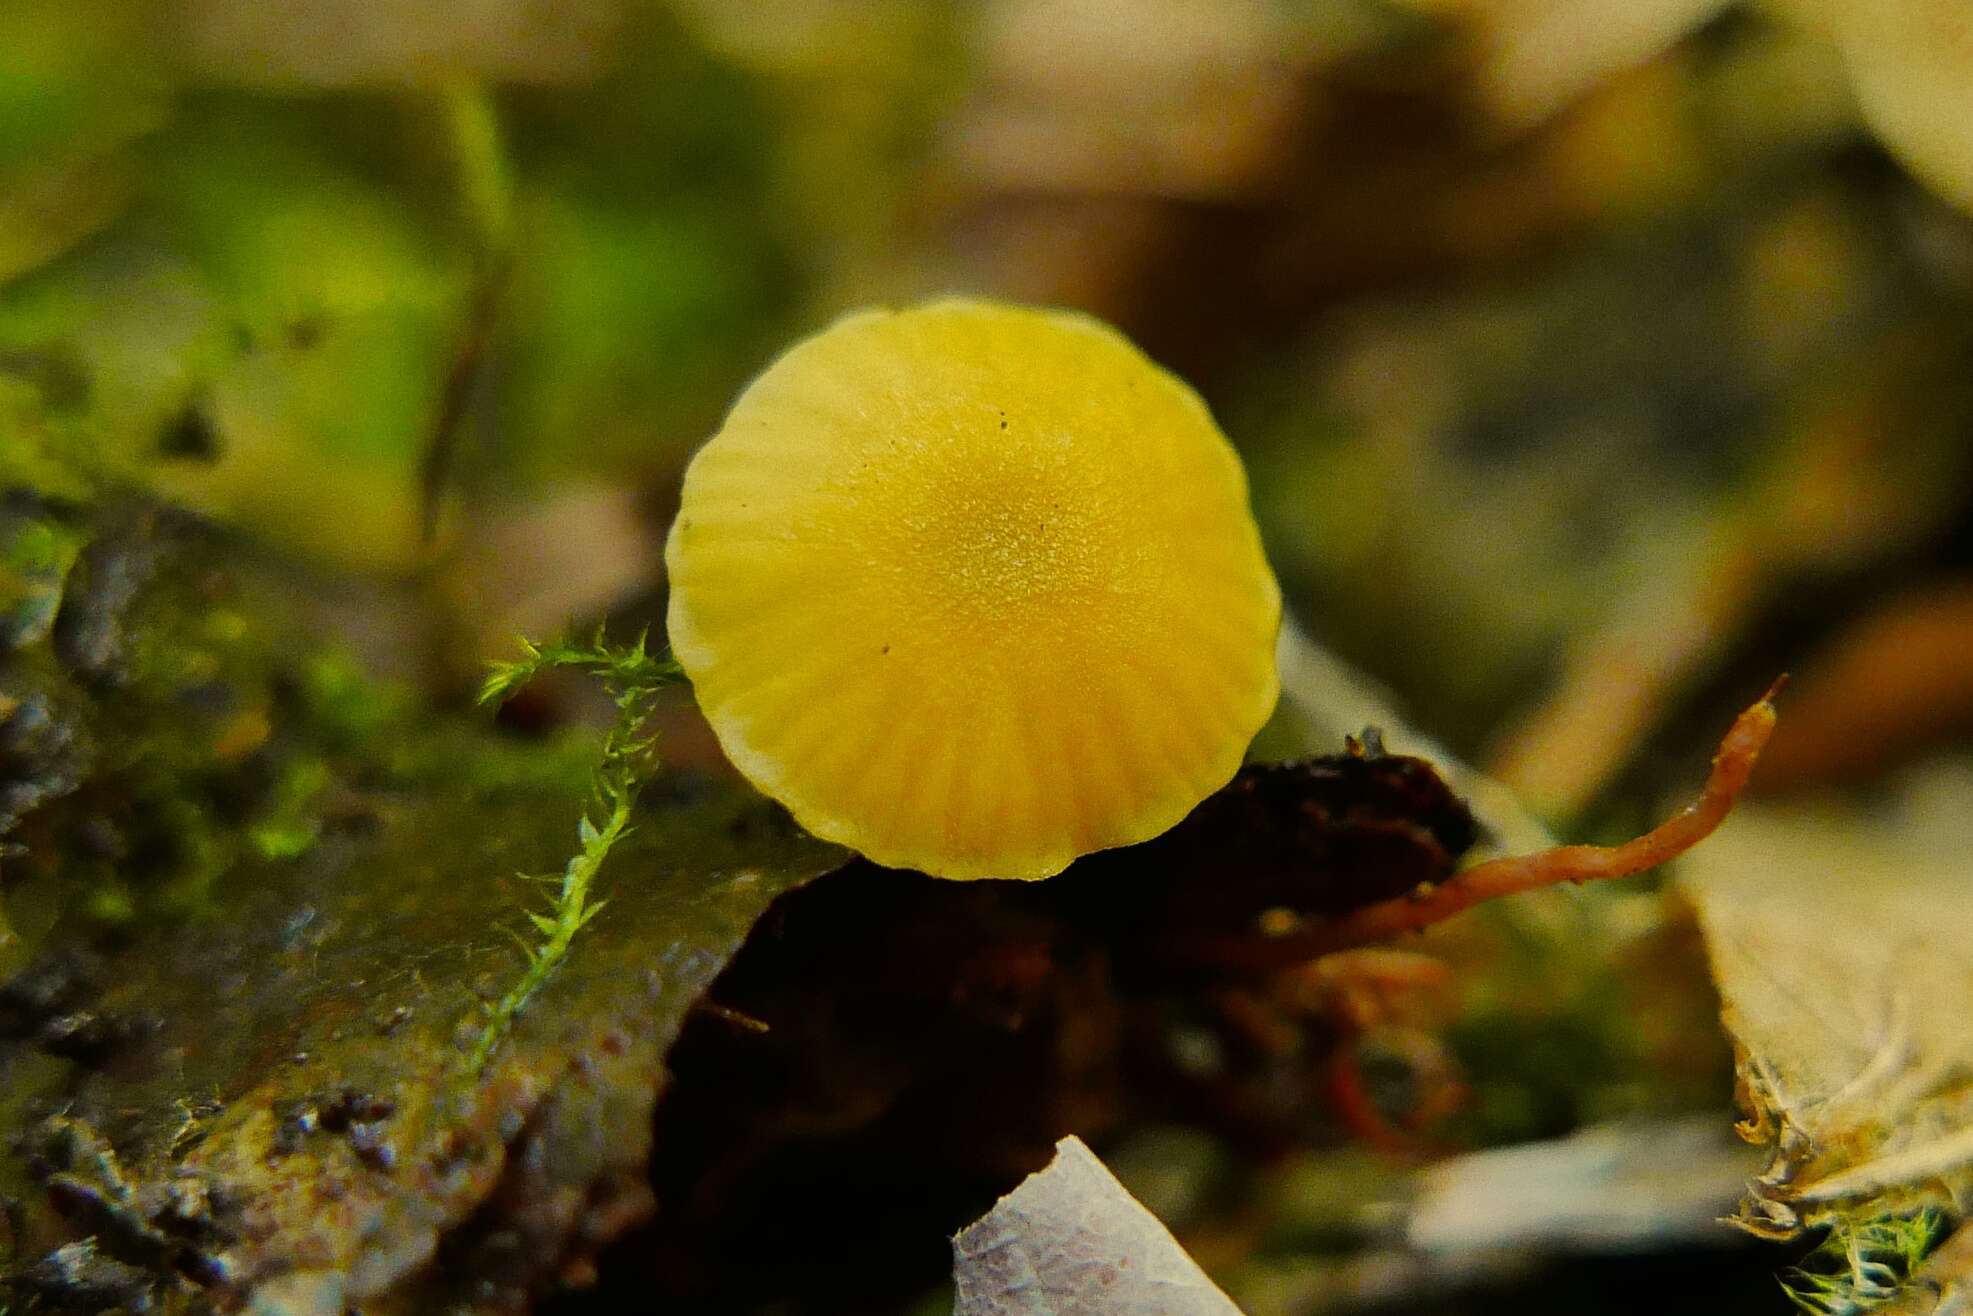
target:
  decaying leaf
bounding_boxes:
[1678,784,1973,1242]
[1394,0,1733,128]
[949,0,1322,200]
[952,1135,1239,1315]
[1772,0,1973,214]
[440,482,661,659]
[1878,1218,1973,1314]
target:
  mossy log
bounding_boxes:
[0,497,849,1312]
[0,494,1487,1313]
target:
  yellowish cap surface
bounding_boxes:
[665,298,1281,879]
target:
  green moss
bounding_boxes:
[1444,996,1646,1145]
[0,500,81,648]
[0,464,573,961]
[469,630,684,1071]
[1780,1210,1948,1315]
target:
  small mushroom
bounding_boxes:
[666,298,1281,880]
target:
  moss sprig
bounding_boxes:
[1780,1210,1948,1315]
[469,629,682,1072]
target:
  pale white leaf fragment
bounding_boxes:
[1409,1116,1760,1256]
[952,1136,1241,1316]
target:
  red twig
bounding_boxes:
[1185,679,1783,971]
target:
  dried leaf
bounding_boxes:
[1878,1219,1973,1314]
[440,482,661,657]
[950,0,1319,199]
[1678,784,1973,1239]
[1751,583,1973,790]
[1773,0,1973,213]
[1395,0,1733,128]
[952,1135,1240,1316]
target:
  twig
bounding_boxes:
[1313,677,1781,951]
[1185,679,1782,970]
[419,79,515,545]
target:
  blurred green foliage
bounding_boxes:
[0,2,962,571]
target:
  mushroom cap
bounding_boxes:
[665,298,1281,879]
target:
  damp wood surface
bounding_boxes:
[0,504,848,1312]
[1,755,846,1313]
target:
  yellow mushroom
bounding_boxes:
[665,298,1281,880]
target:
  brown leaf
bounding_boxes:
[949,0,1320,200]
[1398,0,1733,128]
[1774,0,1973,214]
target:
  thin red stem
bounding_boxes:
[1179,679,1783,970]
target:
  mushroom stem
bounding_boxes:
[1222,679,1782,969]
